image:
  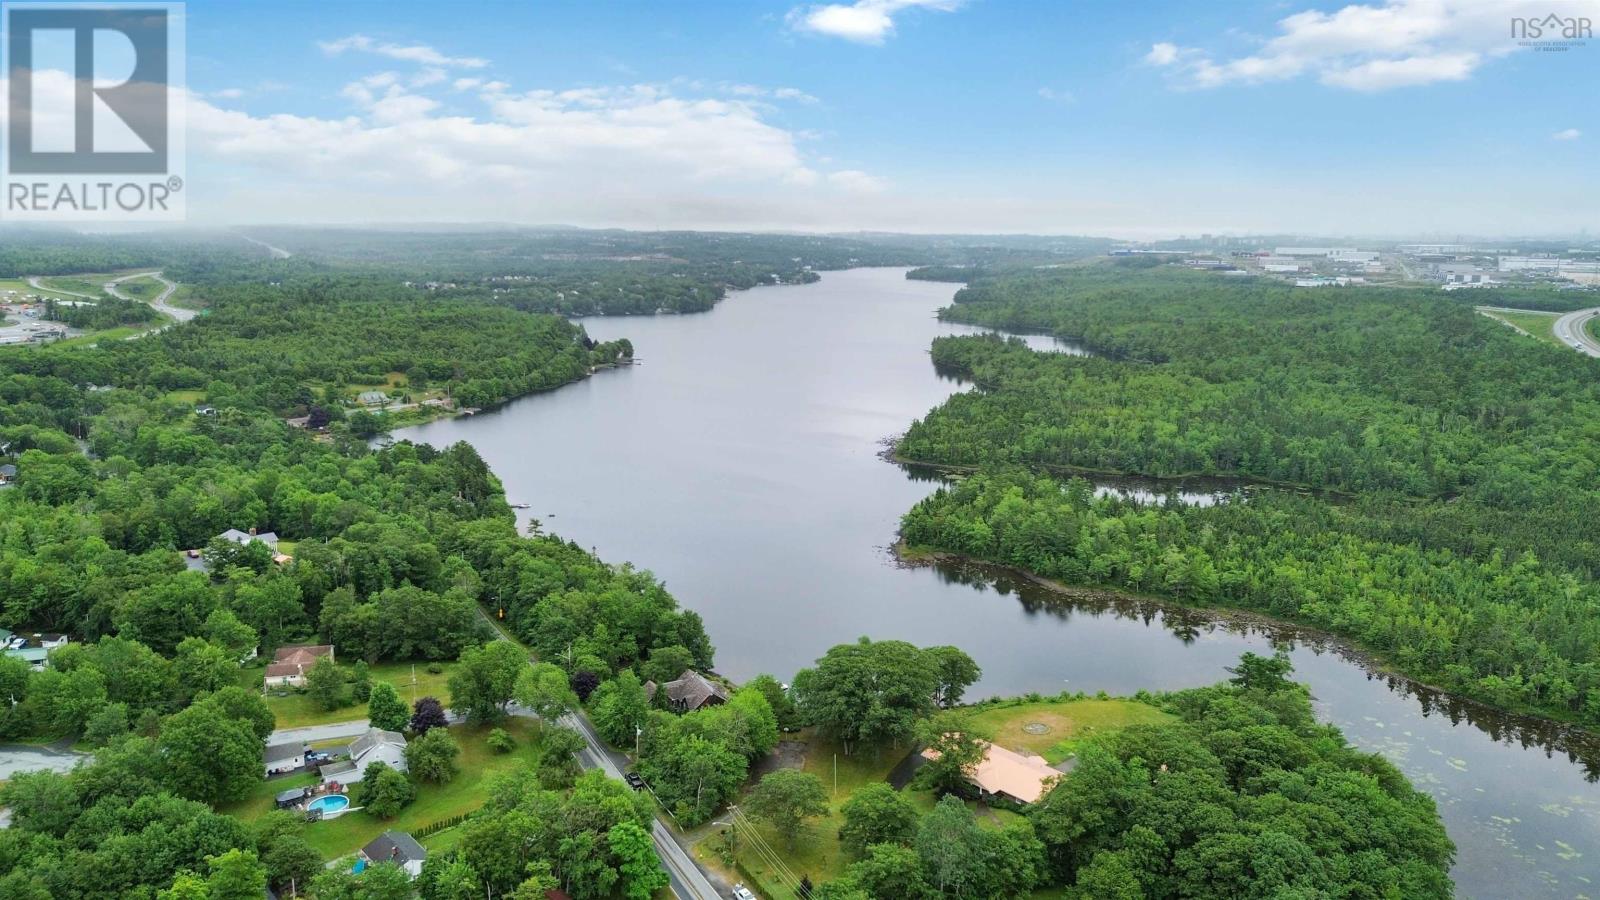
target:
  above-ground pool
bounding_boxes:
[306,794,349,817]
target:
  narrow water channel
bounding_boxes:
[395,268,1600,898]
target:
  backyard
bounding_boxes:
[241,659,458,730]
[698,696,1174,900]
[222,718,547,861]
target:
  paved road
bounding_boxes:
[0,743,89,779]
[471,608,723,899]
[24,276,98,300]
[268,719,376,746]
[106,271,195,324]
[1553,307,1600,358]
[238,233,294,259]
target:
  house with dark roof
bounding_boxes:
[646,669,730,713]
[0,464,16,485]
[265,741,305,775]
[264,643,334,689]
[359,831,426,879]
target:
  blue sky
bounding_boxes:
[169,0,1599,236]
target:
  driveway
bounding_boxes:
[0,743,89,779]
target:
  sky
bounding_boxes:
[50,0,1600,236]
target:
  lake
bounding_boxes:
[395,267,1600,898]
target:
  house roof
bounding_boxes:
[219,528,280,547]
[265,742,305,763]
[265,644,332,678]
[0,464,16,476]
[660,669,729,710]
[362,831,425,865]
[350,727,407,760]
[921,740,1059,805]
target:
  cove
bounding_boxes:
[394,267,1600,898]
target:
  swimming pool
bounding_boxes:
[306,794,349,816]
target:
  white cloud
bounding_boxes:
[1553,127,1582,141]
[210,88,245,100]
[1145,0,1600,91]
[318,34,488,68]
[828,169,887,192]
[1145,42,1180,66]
[787,0,960,45]
[1037,87,1075,103]
[103,73,890,226]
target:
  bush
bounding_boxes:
[486,728,516,753]
[426,662,444,675]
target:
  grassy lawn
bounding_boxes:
[965,697,1175,765]
[165,389,207,404]
[35,274,112,297]
[1479,307,1562,347]
[0,278,82,302]
[112,275,164,301]
[301,718,544,859]
[243,659,457,731]
[696,729,905,899]
[219,770,317,822]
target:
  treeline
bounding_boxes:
[5,275,625,414]
[895,264,1600,724]
[905,471,1600,724]
[44,296,157,331]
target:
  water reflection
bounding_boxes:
[925,555,1600,780]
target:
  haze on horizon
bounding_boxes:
[12,0,1600,238]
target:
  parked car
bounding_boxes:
[732,885,757,900]
[624,772,646,791]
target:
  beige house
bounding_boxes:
[264,643,334,689]
[921,740,1060,805]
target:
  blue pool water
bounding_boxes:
[306,794,349,816]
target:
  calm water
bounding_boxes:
[396,268,1600,898]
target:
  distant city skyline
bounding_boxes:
[27,0,1600,236]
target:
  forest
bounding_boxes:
[898,265,1600,725]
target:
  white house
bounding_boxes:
[265,742,305,776]
[319,728,408,785]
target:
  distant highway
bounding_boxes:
[1552,307,1600,358]
[105,271,195,324]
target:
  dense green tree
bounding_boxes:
[204,848,268,900]
[745,770,831,849]
[607,821,669,900]
[366,681,410,732]
[839,782,920,857]
[792,638,942,753]
[174,637,238,701]
[406,727,462,783]
[590,670,650,748]
[448,642,527,723]
[305,655,346,712]
[514,661,579,721]
[158,701,262,804]
[352,762,415,819]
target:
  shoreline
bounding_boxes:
[889,539,1600,763]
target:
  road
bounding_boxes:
[471,608,724,899]
[105,271,195,324]
[238,233,294,259]
[25,276,98,300]
[0,743,89,779]
[1553,307,1600,358]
